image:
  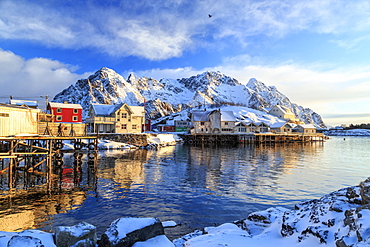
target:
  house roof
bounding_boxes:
[130,106,145,117]
[91,103,144,117]
[296,124,316,129]
[0,103,40,111]
[221,111,235,121]
[192,111,212,121]
[49,102,82,109]
[10,99,38,107]
[270,122,292,128]
[270,104,292,114]
[91,103,121,116]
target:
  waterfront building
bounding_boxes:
[190,109,236,134]
[257,122,270,132]
[0,103,40,136]
[86,103,145,134]
[293,124,317,134]
[268,104,300,123]
[48,102,83,123]
[270,122,293,134]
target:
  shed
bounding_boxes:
[0,104,40,136]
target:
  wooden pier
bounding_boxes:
[179,133,326,145]
[0,135,98,189]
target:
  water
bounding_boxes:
[0,136,369,239]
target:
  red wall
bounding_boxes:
[50,107,82,123]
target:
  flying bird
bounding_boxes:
[208,14,212,18]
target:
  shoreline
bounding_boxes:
[1,177,370,246]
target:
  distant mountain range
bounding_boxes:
[53,67,326,128]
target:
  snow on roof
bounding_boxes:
[296,124,316,129]
[130,106,145,117]
[49,102,82,109]
[10,99,38,107]
[192,111,211,121]
[91,104,119,116]
[271,104,291,114]
[91,103,144,117]
[221,111,235,121]
[270,122,292,128]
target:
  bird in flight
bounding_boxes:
[208,14,212,18]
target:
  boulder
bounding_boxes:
[7,235,43,247]
[54,222,97,247]
[98,217,164,247]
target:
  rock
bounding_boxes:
[7,235,43,247]
[54,222,97,247]
[98,217,164,247]
[132,235,174,247]
[359,178,370,205]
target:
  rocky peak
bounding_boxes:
[53,67,326,127]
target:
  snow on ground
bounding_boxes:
[147,133,181,146]
[324,129,370,136]
[58,133,181,151]
[173,178,370,247]
[220,105,285,125]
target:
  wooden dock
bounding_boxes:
[179,133,326,145]
[0,135,98,189]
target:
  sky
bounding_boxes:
[1,0,370,127]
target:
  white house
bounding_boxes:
[270,122,293,134]
[191,110,236,134]
[268,105,300,123]
[293,124,317,134]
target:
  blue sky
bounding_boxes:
[1,0,370,126]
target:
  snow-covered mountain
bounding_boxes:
[53,67,326,128]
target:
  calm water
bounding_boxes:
[0,136,369,239]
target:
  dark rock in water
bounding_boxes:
[98,217,164,247]
[54,222,97,247]
[7,235,43,247]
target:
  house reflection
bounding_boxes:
[0,152,97,232]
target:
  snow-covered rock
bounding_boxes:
[53,68,326,128]
[176,177,370,247]
[0,230,55,247]
[132,235,175,247]
[98,217,165,247]
[54,222,97,247]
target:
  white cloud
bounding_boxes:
[0,50,87,102]
[1,0,370,60]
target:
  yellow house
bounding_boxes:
[268,105,300,122]
[86,103,145,134]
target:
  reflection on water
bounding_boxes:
[0,137,369,240]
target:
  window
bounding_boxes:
[200,122,205,126]
[122,124,127,129]
[225,122,228,125]
[132,125,137,129]
[122,113,127,118]
[56,116,62,121]
[57,108,62,113]
[0,113,9,117]
[73,116,78,121]
[73,109,78,114]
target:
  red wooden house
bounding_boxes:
[48,102,83,123]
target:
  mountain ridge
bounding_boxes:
[53,67,326,128]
